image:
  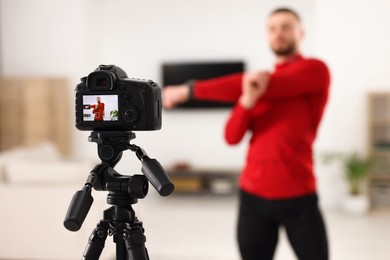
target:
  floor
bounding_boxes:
[98,191,390,260]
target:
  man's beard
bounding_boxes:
[271,41,297,56]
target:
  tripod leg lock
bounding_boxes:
[82,222,109,260]
[123,223,149,260]
[123,228,146,244]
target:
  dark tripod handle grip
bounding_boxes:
[141,156,174,196]
[63,185,94,231]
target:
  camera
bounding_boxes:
[75,65,162,131]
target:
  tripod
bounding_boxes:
[64,131,174,260]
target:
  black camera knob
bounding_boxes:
[148,80,157,87]
[99,145,115,161]
[124,108,137,123]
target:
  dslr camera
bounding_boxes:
[75,65,162,131]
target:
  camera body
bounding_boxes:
[75,65,162,131]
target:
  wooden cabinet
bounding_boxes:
[367,92,390,208]
[167,168,240,195]
[0,78,71,155]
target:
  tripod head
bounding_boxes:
[64,131,174,232]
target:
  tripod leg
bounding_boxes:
[123,222,149,260]
[82,221,109,260]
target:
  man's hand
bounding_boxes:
[162,84,190,109]
[239,71,270,109]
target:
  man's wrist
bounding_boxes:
[239,95,256,109]
[185,80,195,100]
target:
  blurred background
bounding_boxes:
[0,0,389,259]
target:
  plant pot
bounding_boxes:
[343,194,369,215]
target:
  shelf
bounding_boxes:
[371,150,390,157]
[167,168,240,196]
[370,175,390,181]
[368,91,390,209]
[371,120,390,127]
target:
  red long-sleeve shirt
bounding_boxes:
[193,55,330,199]
[90,103,105,121]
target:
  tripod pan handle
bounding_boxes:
[141,156,174,196]
[63,185,94,231]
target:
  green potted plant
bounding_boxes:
[110,110,119,121]
[322,152,372,214]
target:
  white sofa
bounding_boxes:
[0,143,116,259]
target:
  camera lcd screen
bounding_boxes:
[82,95,119,122]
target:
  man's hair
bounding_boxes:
[270,7,301,22]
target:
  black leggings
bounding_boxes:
[237,190,328,260]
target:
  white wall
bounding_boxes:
[1,0,390,208]
[314,0,390,151]
[313,0,390,207]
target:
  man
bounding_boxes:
[163,7,330,260]
[90,96,105,121]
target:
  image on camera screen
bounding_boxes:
[82,95,119,122]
